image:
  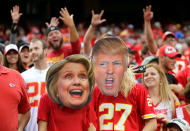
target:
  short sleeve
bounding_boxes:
[18,74,31,114]
[136,84,156,119]
[37,93,50,122]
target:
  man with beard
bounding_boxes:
[46,7,81,63]
[143,5,185,100]
[21,38,50,131]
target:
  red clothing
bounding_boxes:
[172,56,189,75]
[175,66,190,88]
[0,65,31,131]
[91,83,156,131]
[38,93,96,131]
[46,40,81,63]
[181,106,190,124]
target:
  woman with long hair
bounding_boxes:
[142,64,181,130]
[3,44,26,73]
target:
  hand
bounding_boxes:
[91,10,106,27]
[143,5,153,21]
[129,64,139,74]
[45,17,59,28]
[10,5,22,23]
[59,7,75,28]
[156,113,170,124]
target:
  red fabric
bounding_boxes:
[0,65,31,131]
[184,47,190,61]
[38,93,96,131]
[175,66,190,104]
[90,83,156,131]
[175,66,190,88]
[158,45,180,58]
[172,56,189,75]
[46,40,81,63]
[181,106,190,124]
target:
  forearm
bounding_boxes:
[38,120,48,131]
[144,20,158,54]
[142,118,157,131]
[10,23,18,44]
[170,84,185,96]
[10,33,17,44]
[83,25,95,56]
[17,111,30,131]
[69,24,79,43]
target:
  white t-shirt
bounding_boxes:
[21,66,49,131]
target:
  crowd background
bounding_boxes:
[1,0,190,130]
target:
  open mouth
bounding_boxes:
[69,90,83,97]
[105,78,114,87]
[53,39,59,43]
[24,55,29,59]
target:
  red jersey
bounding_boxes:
[38,93,96,131]
[91,83,156,131]
[172,55,189,75]
[182,106,190,124]
[0,65,31,131]
[153,100,181,131]
[175,66,190,88]
[46,40,81,63]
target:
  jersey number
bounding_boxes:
[99,103,132,130]
[26,82,46,107]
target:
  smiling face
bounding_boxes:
[47,30,63,50]
[143,67,160,89]
[29,40,46,63]
[6,50,18,65]
[20,47,31,64]
[94,53,126,96]
[57,62,90,108]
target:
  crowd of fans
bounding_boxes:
[0,4,190,131]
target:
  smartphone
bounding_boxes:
[134,65,146,73]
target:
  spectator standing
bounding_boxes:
[21,39,49,131]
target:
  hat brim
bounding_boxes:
[166,52,181,58]
[5,49,18,55]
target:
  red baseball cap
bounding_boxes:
[158,45,181,58]
[4,44,18,55]
[161,31,176,42]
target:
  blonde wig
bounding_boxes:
[46,54,95,107]
[91,34,137,98]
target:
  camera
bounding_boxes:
[134,65,146,73]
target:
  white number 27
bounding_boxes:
[99,103,132,130]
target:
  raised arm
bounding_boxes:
[83,10,106,56]
[10,5,22,44]
[59,7,79,42]
[45,17,59,28]
[143,5,158,54]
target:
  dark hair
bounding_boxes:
[3,52,26,73]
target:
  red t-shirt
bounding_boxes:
[38,93,96,131]
[0,65,31,131]
[91,83,156,131]
[46,40,81,63]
